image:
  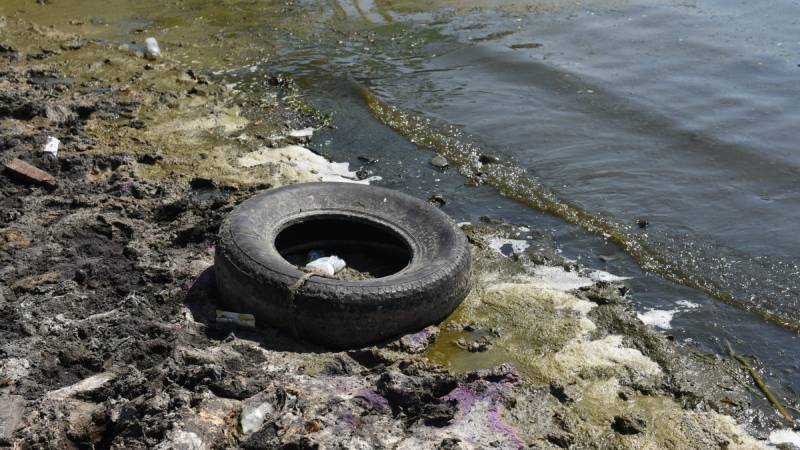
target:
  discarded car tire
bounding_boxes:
[215,182,472,349]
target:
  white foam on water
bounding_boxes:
[586,269,630,283]
[237,145,381,184]
[529,265,594,291]
[288,127,314,138]
[676,299,700,309]
[637,309,677,329]
[770,429,800,447]
[488,237,529,257]
[518,265,632,293]
[638,299,702,329]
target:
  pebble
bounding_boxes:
[427,194,446,207]
[0,395,25,445]
[478,154,500,165]
[144,37,160,60]
[430,155,448,169]
[612,414,646,435]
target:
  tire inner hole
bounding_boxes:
[275,215,412,278]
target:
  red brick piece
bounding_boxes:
[3,158,57,188]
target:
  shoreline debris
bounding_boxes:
[3,158,57,188]
[43,136,60,157]
[306,255,346,276]
[144,37,161,60]
[216,310,256,328]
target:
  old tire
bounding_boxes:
[214,182,471,349]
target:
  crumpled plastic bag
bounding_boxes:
[305,255,346,276]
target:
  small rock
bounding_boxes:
[478,154,500,165]
[611,414,646,435]
[137,152,164,165]
[74,269,87,284]
[467,337,492,352]
[398,326,439,353]
[305,420,322,433]
[438,438,463,450]
[422,399,458,427]
[427,194,446,207]
[430,155,448,170]
[465,363,518,382]
[45,105,75,125]
[144,37,160,60]
[189,177,215,189]
[0,395,25,445]
[60,40,85,51]
[636,218,649,229]
[549,383,572,404]
[357,156,379,165]
[128,118,146,129]
[356,168,370,180]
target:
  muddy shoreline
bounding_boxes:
[0,13,788,449]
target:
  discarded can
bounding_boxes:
[43,136,59,157]
[144,37,161,60]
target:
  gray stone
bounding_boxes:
[44,104,75,125]
[430,155,448,169]
[611,414,646,435]
[0,395,25,445]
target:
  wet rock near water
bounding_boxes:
[430,154,449,170]
[612,414,647,435]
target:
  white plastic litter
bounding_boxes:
[305,255,346,276]
[144,37,161,60]
[215,310,255,327]
[241,402,275,434]
[43,136,59,157]
[289,127,314,138]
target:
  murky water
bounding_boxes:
[4,0,798,414]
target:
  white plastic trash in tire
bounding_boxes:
[305,255,346,276]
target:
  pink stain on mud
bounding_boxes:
[443,367,524,449]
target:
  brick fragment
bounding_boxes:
[3,158,56,188]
